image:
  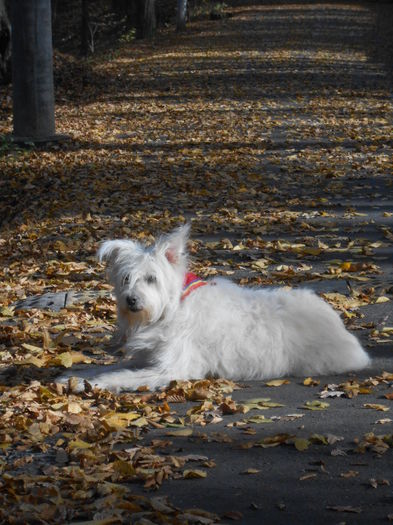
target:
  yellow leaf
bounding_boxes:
[303,401,330,411]
[21,343,43,354]
[265,379,290,387]
[130,416,149,427]
[68,439,92,450]
[340,261,353,271]
[69,351,92,364]
[294,438,310,451]
[55,352,73,368]
[102,412,141,430]
[310,434,328,445]
[183,469,207,479]
[251,258,269,270]
[19,355,47,368]
[0,306,14,317]
[42,329,54,350]
[67,402,82,414]
[166,428,193,437]
[112,459,136,477]
[303,377,320,387]
[375,296,390,304]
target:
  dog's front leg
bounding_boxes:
[88,368,170,392]
[60,368,170,393]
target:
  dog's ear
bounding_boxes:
[156,224,190,265]
[97,240,137,264]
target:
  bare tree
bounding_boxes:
[135,0,144,39]
[11,0,57,142]
[143,0,156,39]
[176,0,187,32]
[0,0,11,83]
[81,0,90,55]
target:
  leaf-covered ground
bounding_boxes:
[0,1,393,523]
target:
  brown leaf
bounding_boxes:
[222,511,243,520]
[363,403,389,412]
[326,506,362,513]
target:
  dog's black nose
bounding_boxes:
[126,295,141,312]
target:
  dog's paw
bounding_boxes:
[85,373,122,393]
[56,373,86,393]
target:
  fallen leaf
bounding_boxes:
[102,411,141,430]
[340,470,359,478]
[166,428,193,437]
[183,469,207,479]
[21,343,43,353]
[244,415,273,424]
[68,438,93,450]
[18,355,47,368]
[299,473,317,480]
[55,352,74,368]
[265,379,290,387]
[67,402,82,414]
[363,403,389,412]
[294,438,310,451]
[303,377,320,387]
[375,296,390,304]
[327,506,362,514]
[303,401,330,411]
[222,511,243,520]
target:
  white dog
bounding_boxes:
[60,225,370,392]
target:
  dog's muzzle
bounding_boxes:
[126,295,143,312]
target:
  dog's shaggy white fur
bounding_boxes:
[60,225,370,392]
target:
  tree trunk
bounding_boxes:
[143,0,156,39]
[11,0,56,142]
[80,0,89,56]
[176,0,187,32]
[135,0,144,39]
[0,0,11,84]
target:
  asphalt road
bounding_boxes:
[6,1,393,523]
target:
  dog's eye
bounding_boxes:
[123,276,130,284]
[145,275,156,284]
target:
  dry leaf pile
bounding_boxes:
[0,379,237,523]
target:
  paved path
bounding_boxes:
[116,3,393,523]
[7,2,393,523]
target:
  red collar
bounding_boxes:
[181,272,207,301]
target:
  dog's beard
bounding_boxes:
[120,306,151,329]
